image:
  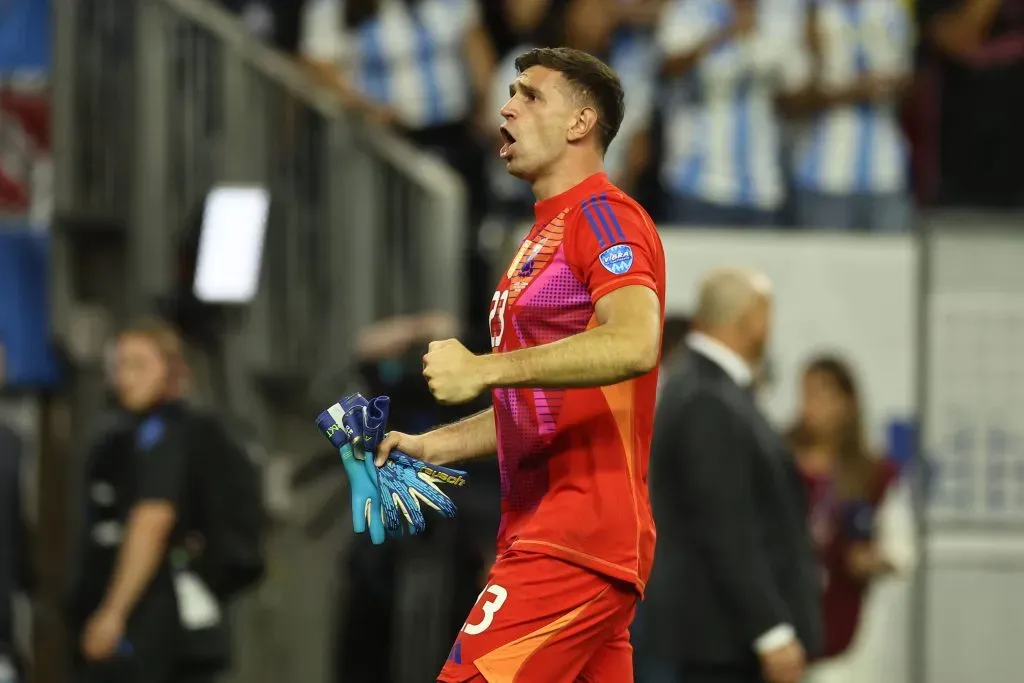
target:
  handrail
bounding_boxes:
[162,0,336,113]
[162,0,465,193]
[360,120,468,196]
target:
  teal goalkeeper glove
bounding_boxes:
[315,394,387,544]
[361,395,465,535]
[376,451,465,535]
[316,393,467,540]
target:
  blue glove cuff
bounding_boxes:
[315,406,350,449]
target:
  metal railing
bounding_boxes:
[52,0,466,397]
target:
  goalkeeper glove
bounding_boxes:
[362,395,466,535]
[315,394,388,545]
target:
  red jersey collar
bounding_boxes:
[533,172,610,225]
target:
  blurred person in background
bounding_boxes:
[299,0,497,327]
[787,355,917,683]
[0,341,28,683]
[67,409,136,682]
[604,0,664,195]
[73,320,261,683]
[300,0,496,130]
[655,0,811,227]
[917,0,1024,208]
[638,268,820,683]
[788,0,914,231]
[74,320,198,683]
[482,0,559,58]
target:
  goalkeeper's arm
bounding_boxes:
[375,408,497,467]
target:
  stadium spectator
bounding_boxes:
[299,0,495,155]
[300,0,497,326]
[482,0,560,58]
[638,268,821,683]
[603,0,662,194]
[655,0,811,227]
[917,0,1024,208]
[787,356,917,683]
[788,0,914,231]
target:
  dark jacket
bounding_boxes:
[70,403,232,681]
[640,351,821,671]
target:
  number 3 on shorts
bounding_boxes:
[462,584,508,635]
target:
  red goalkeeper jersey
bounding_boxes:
[487,172,665,594]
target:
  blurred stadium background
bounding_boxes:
[0,0,1022,682]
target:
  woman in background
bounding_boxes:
[788,355,917,683]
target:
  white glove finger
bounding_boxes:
[393,492,414,524]
[409,486,442,512]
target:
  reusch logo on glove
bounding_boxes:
[421,467,467,487]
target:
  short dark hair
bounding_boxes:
[514,47,625,152]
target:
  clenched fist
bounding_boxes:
[423,338,486,405]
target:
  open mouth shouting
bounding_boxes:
[499,127,516,159]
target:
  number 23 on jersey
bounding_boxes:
[488,290,509,349]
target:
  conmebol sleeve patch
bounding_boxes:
[598,244,634,275]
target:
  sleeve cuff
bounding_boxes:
[590,275,658,304]
[754,624,796,654]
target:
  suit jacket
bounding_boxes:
[639,351,821,670]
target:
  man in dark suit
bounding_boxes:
[636,268,821,683]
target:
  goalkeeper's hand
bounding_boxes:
[361,395,467,536]
[372,429,429,467]
[315,395,388,545]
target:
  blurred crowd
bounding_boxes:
[224,0,1023,231]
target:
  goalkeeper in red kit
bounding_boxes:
[376,47,666,683]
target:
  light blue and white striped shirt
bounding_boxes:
[793,0,913,195]
[657,0,810,210]
[301,0,479,129]
[488,33,659,205]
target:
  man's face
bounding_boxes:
[499,66,578,181]
[114,334,170,412]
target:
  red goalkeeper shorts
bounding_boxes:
[437,549,637,683]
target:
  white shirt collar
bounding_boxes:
[686,332,753,387]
